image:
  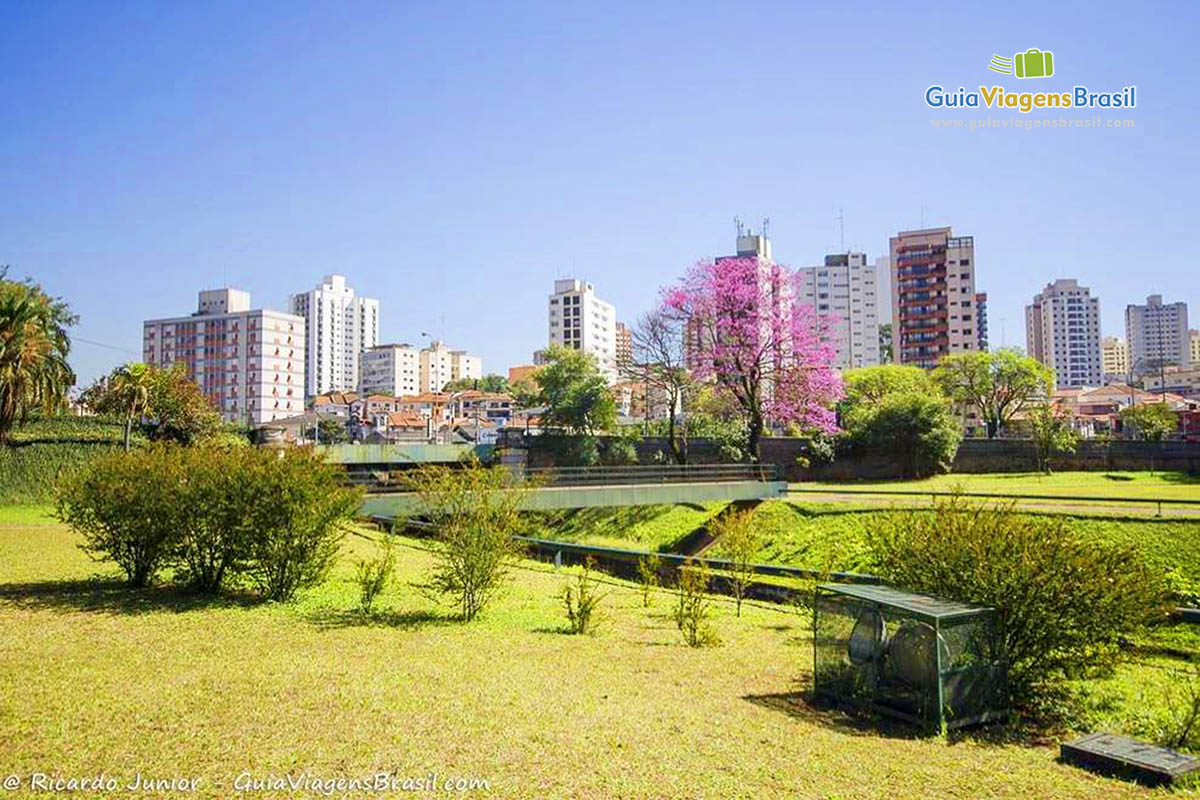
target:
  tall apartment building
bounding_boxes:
[1192,330,1200,365]
[359,340,482,396]
[974,293,989,352]
[795,252,880,370]
[143,288,305,425]
[1125,295,1191,372]
[614,322,633,376]
[359,343,421,397]
[1102,336,1131,382]
[890,228,980,368]
[420,340,482,392]
[1025,279,1102,388]
[548,278,618,383]
[289,274,379,398]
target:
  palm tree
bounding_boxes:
[83,363,156,451]
[0,269,76,444]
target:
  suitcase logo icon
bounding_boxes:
[988,49,1055,79]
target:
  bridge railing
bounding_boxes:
[523,463,780,486]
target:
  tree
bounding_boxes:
[533,345,617,435]
[1121,402,1178,473]
[317,416,350,444]
[662,257,842,460]
[711,507,761,617]
[841,364,937,410]
[84,362,221,445]
[406,461,530,621]
[443,374,510,393]
[0,267,76,443]
[878,323,893,364]
[82,362,154,450]
[846,392,962,478]
[628,308,694,463]
[932,349,1053,439]
[1026,402,1078,474]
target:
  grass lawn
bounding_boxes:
[526,503,727,551]
[1,510,1188,798]
[802,471,1200,501]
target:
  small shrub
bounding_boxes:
[242,449,363,602]
[675,559,720,647]
[355,538,395,614]
[711,506,761,617]
[407,460,529,621]
[561,557,604,634]
[1160,666,1200,752]
[602,438,639,466]
[870,494,1171,706]
[56,443,189,587]
[636,553,661,608]
[172,447,256,593]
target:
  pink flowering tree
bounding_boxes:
[662,256,842,461]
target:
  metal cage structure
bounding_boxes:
[813,583,1008,731]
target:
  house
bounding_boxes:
[452,391,514,425]
[1049,384,1192,438]
[351,394,400,428]
[310,392,358,419]
[396,392,453,423]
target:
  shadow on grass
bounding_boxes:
[304,607,454,631]
[0,577,264,615]
[745,683,1041,747]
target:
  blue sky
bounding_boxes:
[2,0,1195,386]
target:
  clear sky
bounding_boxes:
[2,0,1196,386]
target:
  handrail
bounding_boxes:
[786,486,1200,506]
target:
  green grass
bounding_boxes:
[526,503,727,551]
[805,471,1200,501]
[2,513,1186,798]
[0,417,140,505]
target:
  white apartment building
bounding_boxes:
[289,274,379,398]
[1101,336,1131,382]
[420,340,482,392]
[360,344,421,397]
[548,278,618,383]
[143,288,305,425]
[1126,295,1191,372]
[1025,279,1102,388]
[359,340,483,396]
[796,253,880,370]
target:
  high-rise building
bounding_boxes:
[359,343,421,397]
[614,322,633,376]
[289,274,380,398]
[359,340,482,396]
[795,252,880,370]
[420,340,482,392]
[974,292,989,352]
[890,227,980,368]
[1125,295,1191,373]
[143,288,305,425]
[1025,279,1102,388]
[1102,336,1131,382]
[548,278,617,383]
[1192,330,1200,365]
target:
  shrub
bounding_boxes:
[602,437,639,466]
[870,495,1171,706]
[56,443,189,587]
[636,552,661,607]
[561,557,604,634]
[711,507,761,617]
[674,559,719,647]
[171,447,258,593]
[843,392,962,478]
[406,461,529,621]
[355,537,395,615]
[241,448,362,602]
[1160,667,1200,752]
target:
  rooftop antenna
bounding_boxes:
[920,205,926,229]
[836,208,845,252]
[761,217,770,239]
[734,216,744,237]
